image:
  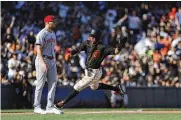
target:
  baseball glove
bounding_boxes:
[64,53,72,63]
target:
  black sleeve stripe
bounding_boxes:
[35,44,42,46]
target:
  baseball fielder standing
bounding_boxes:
[34,15,62,114]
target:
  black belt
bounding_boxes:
[87,67,101,71]
[43,55,54,60]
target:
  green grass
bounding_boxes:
[1,108,181,120]
[1,108,181,112]
[2,114,181,120]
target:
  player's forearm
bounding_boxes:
[36,45,45,63]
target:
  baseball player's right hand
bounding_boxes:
[42,62,47,72]
[64,53,72,63]
[115,48,119,55]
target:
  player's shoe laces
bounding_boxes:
[46,105,64,114]
[117,85,125,97]
[56,101,65,108]
[34,107,46,114]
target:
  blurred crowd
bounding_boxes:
[1,1,181,92]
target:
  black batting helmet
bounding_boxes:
[90,29,102,41]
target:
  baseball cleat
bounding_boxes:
[34,108,46,114]
[46,105,64,114]
[56,101,64,108]
[117,85,125,97]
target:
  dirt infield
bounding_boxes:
[2,110,181,115]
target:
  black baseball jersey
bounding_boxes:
[71,40,115,69]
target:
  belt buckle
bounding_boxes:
[43,55,47,58]
[43,55,53,60]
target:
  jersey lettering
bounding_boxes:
[92,50,100,59]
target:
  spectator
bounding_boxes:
[176,7,181,29]
[2,27,16,45]
[1,1,181,89]
[7,53,19,82]
[176,41,181,57]
[128,10,141,35]
[27,31,36,46]
[142,14,149,33]
[172,30,181,48]
[168,7,177,20]
[105,8,117,31]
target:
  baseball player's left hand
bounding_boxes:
[64,53,72,62]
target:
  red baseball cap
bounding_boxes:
[44,15,56,23]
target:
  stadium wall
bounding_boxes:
[126,87,181,108]
[1,85,181,109]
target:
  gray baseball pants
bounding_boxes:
[34,56,57,109]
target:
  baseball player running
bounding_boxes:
[34,15,62,114]
[56,29,126,108]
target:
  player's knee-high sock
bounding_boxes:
[96,83,119,91]
[57,89,79,108]
[63,89,79,104]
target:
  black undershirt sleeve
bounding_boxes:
[71,41,87,55]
